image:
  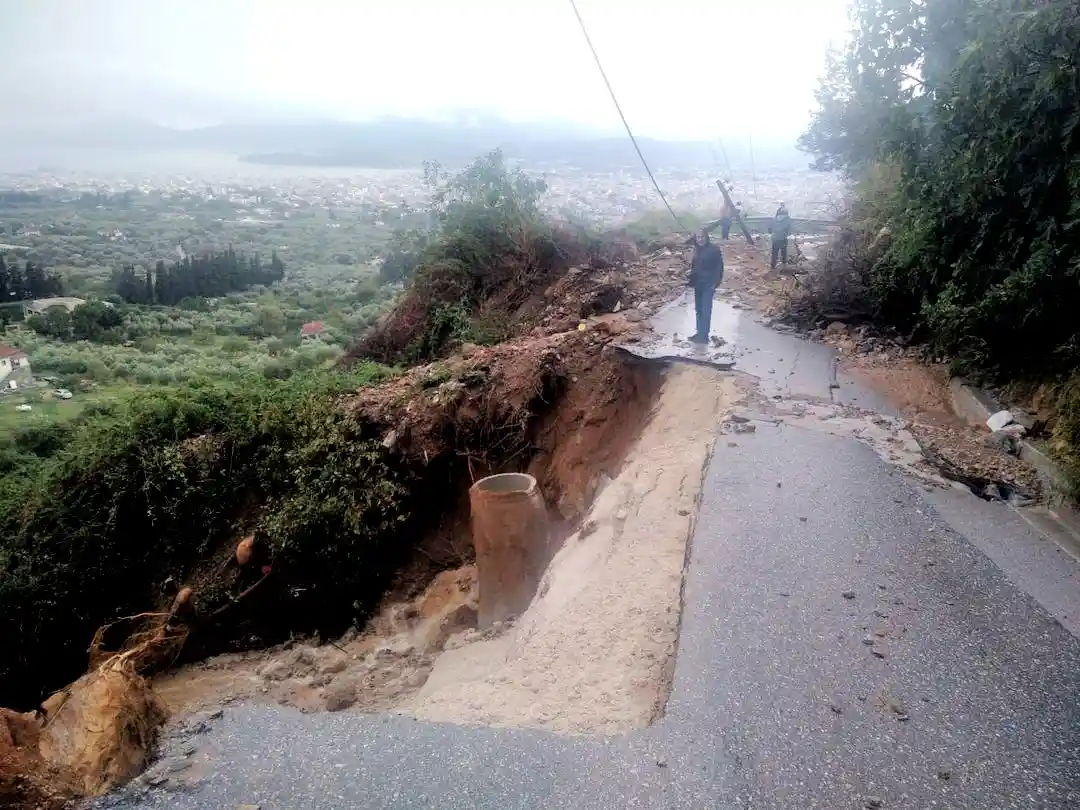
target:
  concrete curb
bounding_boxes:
[949,377,1080,539]
[948,377,1001,427]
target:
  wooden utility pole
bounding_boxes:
[715,180,755,245]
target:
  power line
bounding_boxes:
[716,136,733,176]
[567,0,687,233]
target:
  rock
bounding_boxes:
[258,660,292,681]
[235,535,255,566]
[986,410,1014,432]
[825,322,847,336]
[984,431,1020,456]
[323,678,358,712]
[732,422,757,434]
[1010,409,1036,431]
[1000,423,1027,438]
[871,649,886,659]
[865,797,884,809]
[317,652,350,676]
[164,756,191,774]
[433,604,479,649]
[381,429,400,450]
[287,646,317,668]
[842,590,856,600]
[982,483,1004,501]
[862,636,875,646]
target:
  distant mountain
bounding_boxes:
[190,119,716,171]
[0,116,802,173]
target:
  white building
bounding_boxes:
[0,344,31,390]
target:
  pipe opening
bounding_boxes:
[472,472,536,495]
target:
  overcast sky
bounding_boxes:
[3,0,850,143]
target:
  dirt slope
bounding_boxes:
[405,366,743,734]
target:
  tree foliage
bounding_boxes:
[27,301,125,342]
[0,256,64,301]
[801,0,1080,375]
[0,365,403,708]
[112,249,285,306]
[354,150,585,365]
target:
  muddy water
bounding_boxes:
[621,291,897,413]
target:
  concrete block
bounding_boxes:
[948,378,1000,426]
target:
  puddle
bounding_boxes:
[617,289,737,369]
[623,291,897,411]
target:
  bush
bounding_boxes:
[802,1,1080,376]
[350,150,595,366]
[0,364,403,708]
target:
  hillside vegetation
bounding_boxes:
[799,0,1080,484]
[0,150,623,710]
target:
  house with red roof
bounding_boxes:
[299,320,327,341]
[0,343,31,390]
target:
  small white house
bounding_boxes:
[0,344,31,390]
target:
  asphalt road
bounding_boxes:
[99,300,1080,810]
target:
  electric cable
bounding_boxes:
[567,0,688,232]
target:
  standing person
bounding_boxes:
[688,228,725,344]
[719,199,735,240]
[769,202,792,270]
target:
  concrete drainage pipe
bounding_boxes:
[469,472,553,628]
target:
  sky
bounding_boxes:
[3,0,851,144]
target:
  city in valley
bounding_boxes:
[0,150,842,430]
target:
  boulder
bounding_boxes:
[986,410,1014,432]
[323,678,358,712]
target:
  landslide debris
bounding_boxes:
[0,198,701,805]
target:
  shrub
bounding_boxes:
[350,150,595,366]
[0,364,400,709]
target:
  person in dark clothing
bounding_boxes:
[769,202,792,270]
[688,228,725,344]
[720,200,735,240]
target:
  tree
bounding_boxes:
[114,265,143,304]
[800,0,1080,375]
[71,301,123,341]
[27,308,72,339]
[115,251,285,305]
[7,264,23,301]
[154,260,169,304]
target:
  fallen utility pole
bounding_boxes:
[715,179,755,245]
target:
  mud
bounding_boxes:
[404,365,744,734]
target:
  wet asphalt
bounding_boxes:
[98,294,1080,810]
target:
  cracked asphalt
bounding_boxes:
[99,295,1080,810]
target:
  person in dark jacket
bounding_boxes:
[688,228,725,344]
[719,200,735,240]
[769,202,793,269]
